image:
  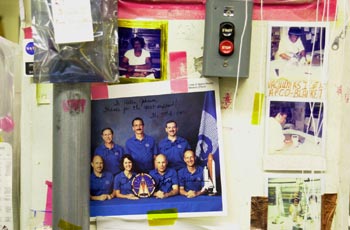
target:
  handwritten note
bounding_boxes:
[221,91,233,110]
[336,84,350,104]
[103,97,185,120]
[268,78,324,99]
[51,0,93,44]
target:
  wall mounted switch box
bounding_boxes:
[202,0,253,78]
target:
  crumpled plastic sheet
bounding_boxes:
[0,37,18,140]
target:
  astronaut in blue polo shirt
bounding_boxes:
[149,154,179,199]
[125,117,157,173]
[158,120,191,171]
[90,155,114,201]
[113,154,139,200]
[178,150,207,198]
[94,127,125,176]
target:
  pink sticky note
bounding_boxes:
[169,51,187,80]
[91,83,109,100]
[170,78,188,93]
[44,180,52,226]
[23,27,32,39]
[169,52,188,93]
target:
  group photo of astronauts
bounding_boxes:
[89,90,223,215]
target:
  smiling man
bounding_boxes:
[178,150,207,198]
[90,155,114,201]
[158,120,191,171]
[94,127,125,176]
[149,154,179,199]
[125,117,157,173]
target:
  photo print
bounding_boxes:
[267,174,323,230]
[267,22,328,100]
[118,19,168,83]
[89,78,226,218]
[266,100,324,155]
[263,99,326,171]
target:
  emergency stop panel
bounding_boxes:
[202,0,253,78]
[219,22,235,56]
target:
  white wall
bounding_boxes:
[18,3,350,230]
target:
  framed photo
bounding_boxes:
[267,22,329,101]
[118,19,168,83]
[263,99,326,171]
[266,174,323,230]
[90,78,226,218]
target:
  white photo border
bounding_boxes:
[266,21,330,101]
[90,78,227,219]
[263,98,327,171]
[265,173,324,230]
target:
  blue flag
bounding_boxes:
[195,91,219,161]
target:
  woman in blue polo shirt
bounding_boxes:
[113,154,139,200]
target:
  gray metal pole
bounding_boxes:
[52,83,90,230]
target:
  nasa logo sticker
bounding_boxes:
[132,173,155,198]
[25,42,35,55]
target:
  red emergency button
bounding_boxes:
[219,40,234,56]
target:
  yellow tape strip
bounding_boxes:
[147,208,178,226]
[58,219,82,230]
[36,84,51,105]
[251,92,264,125]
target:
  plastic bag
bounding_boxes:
[31,0,119,83]
[0,37,19,143]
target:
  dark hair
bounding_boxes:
[309,195,317,202]
[132,117,144,126]
[119,154,135,171]
[271,108,289,117]
[91,154,103,163]
[165,120,177,128]
[130,36,146,48]
[291,197,300,203]
[101,127,113,135]
[288,27,302,36]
